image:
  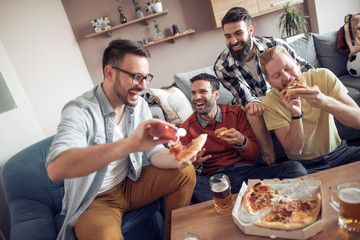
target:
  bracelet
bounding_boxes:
[291,111,304,119]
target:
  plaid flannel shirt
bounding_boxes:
[214,36,314,106]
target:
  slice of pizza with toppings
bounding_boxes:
[214,127,236,137]
[284,76,319,100]
[168,134,207,163]
[254,193,322,230]
[242,181,285,216]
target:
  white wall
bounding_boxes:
[0,0,94,238]
[0,0,94,138]
[307,0,360,33]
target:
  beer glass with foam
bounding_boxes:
[329,181,360,233]
[209,174,234,213]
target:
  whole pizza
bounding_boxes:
[242,181,322,230]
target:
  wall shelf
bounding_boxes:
[85,10,169,38]
[143,29,195,47]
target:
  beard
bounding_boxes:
[228,36,252,62]
[193,96,216,117]
[113,75,141,107]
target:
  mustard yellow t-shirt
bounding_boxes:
[262,68,348,160]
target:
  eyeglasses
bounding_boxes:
[111,66,153,85]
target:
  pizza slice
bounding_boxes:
[254,193,321,230]
[284,77,319,100]
[215,127,236,137]
[242,181,284,216]
[169,134,208,163]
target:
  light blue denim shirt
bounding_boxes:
[46,84,163,240]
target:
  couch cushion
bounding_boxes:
[338,74,360,91]
[289,33,321,68]
[313,31,349,76]
[149,86,193,127]
[174,66,234,105]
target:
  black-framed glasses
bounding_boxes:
[111,66,153,85]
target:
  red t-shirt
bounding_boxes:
[180,104,259,175]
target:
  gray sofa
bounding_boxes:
[145,30,360,160]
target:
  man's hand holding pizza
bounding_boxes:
[280,88,303,117]
[216,127,247,147]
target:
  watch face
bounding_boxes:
[91,17,111,32]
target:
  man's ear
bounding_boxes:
[214,90,220,100]
[104,65,115,83]
[249,25,254,36]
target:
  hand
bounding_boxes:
[192,148,211,169]
[245,102,266,116]
[280,89,302,116]
[218,129,246,146]
[127,119,177,153]
[292,88,325,108]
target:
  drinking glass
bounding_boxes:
[329,181,360,233]
[209,174,234,213]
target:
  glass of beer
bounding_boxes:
[209,174,234,213]
[329,181,360,233]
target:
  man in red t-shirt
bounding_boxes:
[180,73,307,203]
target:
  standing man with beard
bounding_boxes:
[214,7,313,165]
[46,39,196,240]
[180,73,308,203]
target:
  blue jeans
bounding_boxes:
[298,140,360,174]
[192,161,307,203]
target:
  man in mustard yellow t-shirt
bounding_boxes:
[259,45,360,173]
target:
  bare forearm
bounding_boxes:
[322,95,360,129]
[149,148,179,169]
[278,119,305,155]
[47,139,134,181]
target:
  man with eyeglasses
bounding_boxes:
[214,7,314,165]
[46,39,196,240]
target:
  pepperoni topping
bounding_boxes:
[249,196,257,203]
[280,209,293,217]
[299,202,311,211]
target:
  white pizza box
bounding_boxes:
[232,178,323,240]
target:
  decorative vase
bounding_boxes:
[153,2,163,13]
[118,7,127,24]
[137,9,144,18]
[157,31,164,40]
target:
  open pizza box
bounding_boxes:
[232,178,323,239]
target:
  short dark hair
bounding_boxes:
[102,39,150,75]
[190,73,220,92]
[221,7,251,28]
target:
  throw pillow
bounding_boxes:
[149,86,193,127]
[289,33,321,68]
[313,31,349,76]
[174,66,234,105]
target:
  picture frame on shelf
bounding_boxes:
[91,16,111,33]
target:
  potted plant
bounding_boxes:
[132,0,144,18]
[279,2,309,42]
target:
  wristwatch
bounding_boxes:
[195,164,203,174]
[291,111,304,119]
[234,136,248,149]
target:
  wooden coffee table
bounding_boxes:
[171,161,360,240]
